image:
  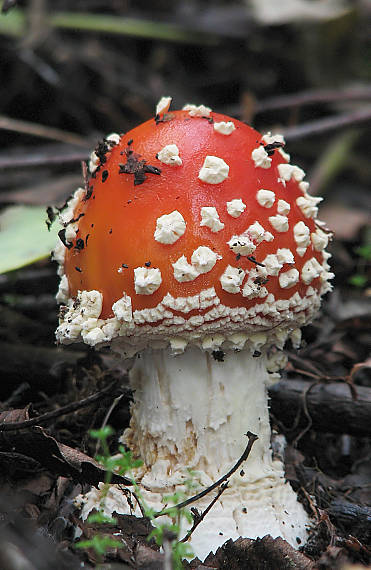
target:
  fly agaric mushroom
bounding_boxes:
[54,98,333,560]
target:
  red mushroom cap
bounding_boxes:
[54,104,333,355]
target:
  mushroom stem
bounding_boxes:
[122,346,309,558]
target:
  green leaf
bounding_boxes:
[147,526,164,546]
[163,491,186,504]
[143,506,156,520]
[348,274,368,288]
[90,426,115,440]
[182,509,194,524]
[0,9,25,36]
[173,541,194,564]
[87,512,117,525]
[0,205,59,274]
[355,244,371,260]
[163,506,179,520]
[0,8,218,45]
[75,535,122,555]
[114,449,143,473]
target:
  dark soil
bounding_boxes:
[0,1,370,568]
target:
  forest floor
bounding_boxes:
[0,1,370,568]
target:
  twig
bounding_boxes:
[288,351,341,379]
[0,115,89,146]
[281,106,371,141]
[255,85,371,114]
[0,151,89,170]
[180,482,229,543]
[301,487,320,521]
[288,355,358,401]
[3,105,370,173]
[226,85,371,118]
[269,379,369,437]
[131,489,147,518]
[154,431,258,518]
[118,487,146,517]
[0,380,124,431]
[95,393,124,455]
[291,381,320,446]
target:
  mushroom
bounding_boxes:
[54,99,334,560]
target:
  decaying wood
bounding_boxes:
[328,499,371,540]
[269,379,371,437]
[0,341,84,397]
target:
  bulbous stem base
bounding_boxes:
[77,346,310,561]
[123,347,310,559]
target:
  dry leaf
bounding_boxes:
[0,408,132,487]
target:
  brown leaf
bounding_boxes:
[201,536,314,569]
[77,513,159,567]
[315,544,350,568]
[135,543,165,568]
[0,405,31,424]
[0,409,132,487]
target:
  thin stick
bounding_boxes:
[4,105,370,172]
[226,85,371,117]
[95,394,124,455]
[255,85,371,114]
[180,482,229,543]
[0,380,125,431]
[281,106,371,141]
[291,381,320,446]
[154,431,258,518]
[0,115,89,147]
[0,151,89,170]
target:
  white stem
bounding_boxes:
[121,347,309,559]
[126,347,273,482]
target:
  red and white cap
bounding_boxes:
[54,98,333,357]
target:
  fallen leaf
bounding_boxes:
[0,407,132,487]
[0,205,59,274]
[202,536,315,568]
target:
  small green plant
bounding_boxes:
[130,468,197,568]
[75,534,122,559]
[348,240,371,289]
[75,425,195,569]
[348,273,368,288]
[148,487,195,568]
[75,426,127,565]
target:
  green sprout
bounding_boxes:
[75,425,195,568]
[75,535,122,557]
[348,238,371,289]
[74,426,124,564]
[348,273,368,288]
